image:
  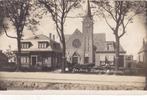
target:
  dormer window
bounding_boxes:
[21,42,30,49]
[38,42,48,48]
[107,43,113,51]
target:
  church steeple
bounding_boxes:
[82,0,94,64]
[86,0,92,18]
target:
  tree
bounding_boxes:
[2,0,31,71]
[38,0,81,72]
[92,0,146,70]
[0,0,5,35]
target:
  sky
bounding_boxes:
[0,1,146,60]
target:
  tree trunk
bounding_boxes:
[16,38,21,71]
[61,40,66,72]
[144,62,147,90]
[61,20,66,73]
[115,36,120,71]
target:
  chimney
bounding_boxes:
[53,35,55,41]
[49,33,52,39]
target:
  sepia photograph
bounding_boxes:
[0,0,147,93]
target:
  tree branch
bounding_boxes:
[103,13,115,32]
[101,6,117,22]
[3,25,17,39]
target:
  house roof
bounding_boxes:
[24,34,49,40]
[15,34,62,53]
[95,41,126,53]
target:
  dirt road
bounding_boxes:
[0,72,146,90]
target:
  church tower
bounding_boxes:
[82,0,94,64]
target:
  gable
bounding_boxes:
[66,29,82,41]
[65,29,83,50]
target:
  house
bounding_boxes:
[65,0,126,67]
[4,49,16,63]
[138,39,147,65]
[94,40,126,67]
[0,50,8,66]
[14,34,62,71]
[138,3,147,67]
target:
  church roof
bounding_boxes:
[65,34,71,42]
[65,29,82,42]
[73,29,82,35]
[65,32,126,53]
[65,32,106,42]
[93,33,106,43]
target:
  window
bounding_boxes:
[139,55,141,62]
[107,45,109,51]
[108,55,114,61]
[53,43,59,49]
[38,42,48,48]
[84,57,89,64]
[72,39,81,48]
[21,56,29,64]
[107,44,113,51]
[43,57,51,67]
[100,55,105,61]
[21,42,30,49]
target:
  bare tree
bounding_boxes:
[2,0,31,71]
[38,0,81,72]
[92,0,145,70]
[0,1,5,35]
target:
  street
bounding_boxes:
[0,72,146,90]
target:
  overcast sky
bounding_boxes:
[0,1,146,60]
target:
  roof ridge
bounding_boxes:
[24,34,49,40]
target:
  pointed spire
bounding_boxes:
[87,0,92,17]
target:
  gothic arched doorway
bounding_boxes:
[72,52,80,64]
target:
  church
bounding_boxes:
[65,0,126,67]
